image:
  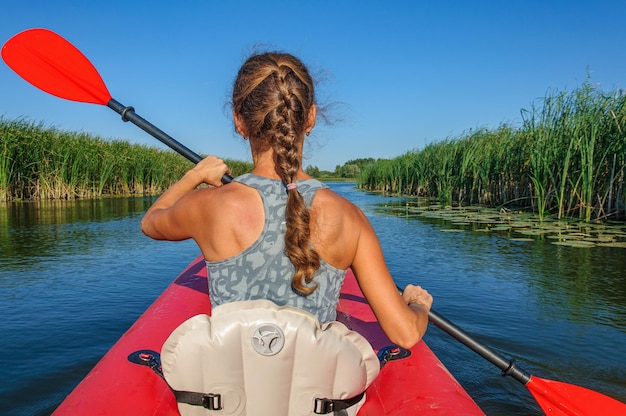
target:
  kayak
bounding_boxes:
[52,255,484,415]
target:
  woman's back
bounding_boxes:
[190,172,362,273]
[203,174,351,322]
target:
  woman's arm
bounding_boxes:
[141,156,230,241]
[350,209,432,349]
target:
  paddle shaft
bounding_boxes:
[107,99,233,184]
[428,309,531,385]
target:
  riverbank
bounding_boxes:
[0,117,253,201]
[358,80,626,223]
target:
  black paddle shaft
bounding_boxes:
[107,98,233,184]
[428,309,531,385]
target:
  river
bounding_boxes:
[0,182,624,415]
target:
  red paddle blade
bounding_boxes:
[527,376,626,416]
[2,28,111,105]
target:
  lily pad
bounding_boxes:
[509,221,535,228]
[551,240,596,248]
[596,242,626,248]
[547,234,579,240]
[517,230,548,236]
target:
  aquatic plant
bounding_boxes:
[358,81,626,222]
[0,117,253,201]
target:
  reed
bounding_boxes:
[0,117,253,201]
[358,81,626,222]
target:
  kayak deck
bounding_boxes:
[52,255,484,415]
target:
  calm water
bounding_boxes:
[1,183,625,415]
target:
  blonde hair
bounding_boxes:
[232,52,319,296]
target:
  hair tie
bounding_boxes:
[286,182,298,191]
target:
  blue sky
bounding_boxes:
[1,1,625,171]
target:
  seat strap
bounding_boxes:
[172,389,364,414]
[314,392,365,414]
[172,389,365,414]
[174,391,223,411]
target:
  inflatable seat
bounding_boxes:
[161,300,380,416]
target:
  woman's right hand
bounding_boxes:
[188,155,231,187]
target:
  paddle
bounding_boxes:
[427,307,626,415]
[397,282,625,415]
[4,27,624,416]
[1,28,232,184]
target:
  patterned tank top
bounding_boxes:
[206,174,348,323]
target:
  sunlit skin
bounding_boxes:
[142,98,432,351]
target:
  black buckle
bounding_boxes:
[377,345,412,368]
[127,350,165,380]
[314,398,333,414]
[202,393,222,410]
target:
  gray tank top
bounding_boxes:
[206,174,347,323]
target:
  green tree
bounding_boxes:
[305,165,320,177]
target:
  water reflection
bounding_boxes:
[0,197,198,416]
[374,198,626,332]
[1,198,155,268]
[367,195,626,413]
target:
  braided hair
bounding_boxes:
[232,52,319,296]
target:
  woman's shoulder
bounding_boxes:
[310,188,369,269]
[312,188,367,224]
[190,180,260,212]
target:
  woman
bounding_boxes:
[141,52,432,348]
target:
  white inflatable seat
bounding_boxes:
[161,300,380,416]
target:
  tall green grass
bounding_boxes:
[358,81,626,222]
[0,117,253,201]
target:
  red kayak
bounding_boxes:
[52,255,484,415]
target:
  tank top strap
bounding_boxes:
[234,173,328,208]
